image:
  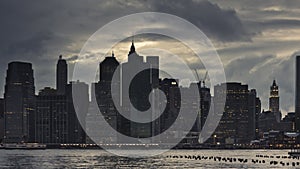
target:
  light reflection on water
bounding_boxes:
[0,149,296,168]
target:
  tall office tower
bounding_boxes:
[120,40,160,139]
[248,89,261,140]
[185,82,213,144]
[56,55,68,95]
[100,52,119,82]
[269,80,281,121]
[0,98,4,142]
[66,81,89,144]
[146,56,160,139]
[296,56,300,132]
[159,78,181,142]
[255,97,261,139]
[213,82,255,145]
[4,62,35,143]
[0,99,3,117]
[146,56,159,88]
[96,52,120,143]
[186,82,211,134]
[200,85,211,130]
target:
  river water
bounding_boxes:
[0,149,297,168]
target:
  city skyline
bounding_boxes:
[2,1,300,167]
[0,42,294,117]
[0,37,297,151]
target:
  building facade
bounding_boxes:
[0,98,4,142]
[36,87,68,143]
[4,62,35,143]
[295,56,300,132]
[213,82,256,144]
[269,80,281,121]
[35,57,88,144]
[56,55,68,95]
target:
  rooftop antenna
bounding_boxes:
[193,69,201,87]
[202,71,208,87]
[131,32,135,44]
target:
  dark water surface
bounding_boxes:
[0,149,296,168]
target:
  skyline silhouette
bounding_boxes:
[0,40,297,149]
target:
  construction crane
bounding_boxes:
[193,69,208,88]
[202,71,208,88]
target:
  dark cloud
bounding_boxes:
[4,32,52,58]
[259,19,300,29]
[0,0,299,116]
[147,0,252,42]
[66,55,79,62]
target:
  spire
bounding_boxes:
[128,37,136,56]
[112,51,114,57]
[272,79,277,86]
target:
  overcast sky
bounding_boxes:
[0,0,299,116]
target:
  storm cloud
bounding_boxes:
[0,0,299,116]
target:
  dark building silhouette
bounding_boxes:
[213,82,256,144]
[120,40,159,139]
[180,82,212,144]
[95,52,120,143]
[4,62,35,143]
[256,80,293,139]
[269,80,281,121]
[56,55,67,95]
[282,112,295,131]
[36,57,88,144]
[0,98,4,142]
[159,78,180,136]
[179,82,204,145]
[66,81,89,144]
[85,83,99,144]
[0,99,3,118]
[248,89,261,140]
[93,40,162,142]
[255,97,261,139]
[199,85,211,130]
[283,112,295,123]
[258,110,279,136]
[295,56,300,132]
[99,52,119,82]
[36,87,68,143]
[93,41,161,142]
[258,110,293,138]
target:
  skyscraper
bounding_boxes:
[295,56,300,132]
[96,52,120,143]
[56,55,68,95]
[99,52,119,82]
[36,57,88,144]
[66,81,89,144]
[0,98,4,142]
[159,78,180,134]
[200,86,211,130]
[248,89,261,139]
[213,82,255,144]
[4,62,35,143]
[120,40,159,139]
[269,80,281,121]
